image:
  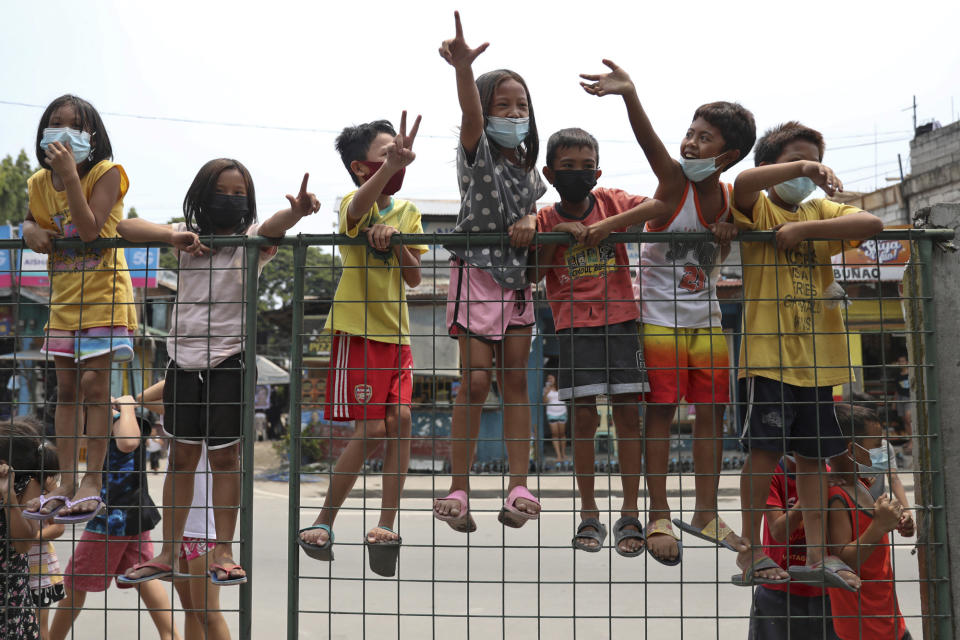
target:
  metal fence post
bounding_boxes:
[239,237,262,640]
[287,241,306,640]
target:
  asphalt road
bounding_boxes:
[51,465,924,640]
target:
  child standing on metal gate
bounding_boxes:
[579,60,755,564]
[116,159,319,586]
[22,95,139,526]
[531,128,661,556]
[297,113,426,578]
[730,121,882,588]
[432,12,546,533]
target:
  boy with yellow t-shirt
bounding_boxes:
[297,113,426,578]
[729,121,882,590]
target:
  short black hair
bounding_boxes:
[835,403,880,441]
[546,128,599,169]
[692,101,755,171]
[476,69,539,173]
[0,416,50,486]
[335,120,397,186]
[183,158,257,235]
[753,121,825,166]
[36,95,114,176]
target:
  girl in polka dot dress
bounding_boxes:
[434,11,546,532]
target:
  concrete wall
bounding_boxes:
[905,122,960,216]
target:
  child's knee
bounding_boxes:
[465,371,492,403]
[386,407,412,437]
[360,420,388,439]
[206,445,240,471]
[170,444,203,471]
[57,383,79,404]
[501,368,527,394]
[79,369,109,401]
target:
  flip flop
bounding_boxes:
[365,526,402,577]
[645,519,683,566]
[208,562,247,585]
[52,496,105,524]
[789,556,859,592]
[732,554,790,587]
[116,561,173,585]
[23,494,68,521]
[612,515,646,558]
[297,524,334,561]
[572,517,607,552]
[672,516,738,552]
[433,490,477,533]
[497,485,540,528]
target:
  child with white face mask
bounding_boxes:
[22,95,138,526]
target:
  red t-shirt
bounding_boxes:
[828,485,906,640]
[761,460,825,597]
[536,188,644,331]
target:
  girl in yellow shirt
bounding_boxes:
[22,95,138,526]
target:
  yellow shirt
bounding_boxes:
[27,161,138,331]
[732,192,857,387]
[323,192,427,345]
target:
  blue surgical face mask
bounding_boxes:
[851,442,891,476]
[678,156,721,183]
[41,127,92,164]
[773,176,816,205]
[485,116,529,149]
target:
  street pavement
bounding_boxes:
[53,449,924,640]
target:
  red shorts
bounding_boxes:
[324,332,413,422]
[64,530,153,592]
[642,324,730,404]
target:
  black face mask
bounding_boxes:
[205,194,249,231]
[553,169,598,203]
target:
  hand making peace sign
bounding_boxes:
[385,110,422,170]
[439,11,489,69]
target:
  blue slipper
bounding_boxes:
[298,524,334,561]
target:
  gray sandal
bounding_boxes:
[613,516,646,558]
[572,517,607,552]
[789,556,858,592]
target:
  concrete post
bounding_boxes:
[904,203,960,639]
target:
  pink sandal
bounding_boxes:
[498,485,540,528]
[433,490,477,533]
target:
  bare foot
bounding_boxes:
[60,477,102,517]
[646,530,679,562]
[575,510,603,549]
[688,513,749,552]
[210,552,246,582]
[366,526,400,544]
[300,526,330,546]
[616,517,644,555]
[124,551,176,581]
[736,549,789,582]
[511,496,540,516]
[433,496,463,519]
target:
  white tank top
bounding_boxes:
[183,444,217,539]
[638,181,732,328]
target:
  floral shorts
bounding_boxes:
[180,537,216,562]
[42,326,134,362]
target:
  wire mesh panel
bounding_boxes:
[0,228,952,640]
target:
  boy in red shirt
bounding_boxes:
[751,455,839,639]
[827,404,912,640]
[533,128,664,557]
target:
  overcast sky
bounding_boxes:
[2,0,958,235]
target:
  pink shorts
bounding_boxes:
[446,260,534,342]
[42,326,134,362]
[179,537,215,562]
[324,332,413,422]
[64,530,153,592]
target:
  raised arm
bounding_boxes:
[2,464,40,553]
[112,396,143,454]
[439,11,489,157]
[136,380,165,415]
[734,160,843,217]
[346,112,421,228]
[259,173,321,238]
[580,60,682,189]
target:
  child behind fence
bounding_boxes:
[27,443,65,640]
[23,95,138,526]
[116,159,318,586]
[1,417,55,640]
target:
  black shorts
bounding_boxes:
[557,320,649,400]
[739,376,846,459]
[749,586,839,640]
[163,353,251,449]
[31,583,66,608]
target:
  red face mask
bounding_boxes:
[358,161,405,196]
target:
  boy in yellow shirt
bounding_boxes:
[730,121,882,588]
[297,112,427,577]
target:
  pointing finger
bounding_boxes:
[299,173,310,196]
[454,10,463,38]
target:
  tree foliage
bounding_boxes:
[259,245,341,311]
[0,151,36,225]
